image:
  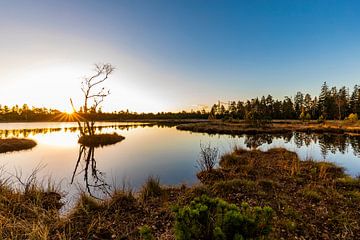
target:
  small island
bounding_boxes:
[0,138,37,153]
[78,133,125,147]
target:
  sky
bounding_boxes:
[1,0,360,113]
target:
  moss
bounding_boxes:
[258,179,275,192]
[344,191,360,201]
[212,179,257,195]
[336,177,360,190]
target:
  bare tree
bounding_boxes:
[70,63,115,136]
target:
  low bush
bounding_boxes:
[139,225,155,240]
[173,195,273,240]
[196,143,219,172]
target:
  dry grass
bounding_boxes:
[196,148,360,239]
[0,148,359,239]
[176,120,360,135]
[78,133,125,147]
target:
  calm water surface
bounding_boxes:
[0,122,360,206]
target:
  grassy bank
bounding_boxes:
[1,148,359,239]
[78,133,125,147]
[0,138,37,153]
[177,120,360,135]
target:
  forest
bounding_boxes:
[210,82,360,121]
[1,82,360,122]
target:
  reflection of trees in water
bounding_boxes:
[293,132,360,159]
[71,145,110,198]
[244,134,274,149]
[0,128,62,138]
[243,132,360,160]
[244,133,293,149]
[0,124,152,138]
[349,136,360,157]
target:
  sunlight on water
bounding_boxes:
[32,131,79,148]
[0,122,360,207]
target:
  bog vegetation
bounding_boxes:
[0,147,358,239]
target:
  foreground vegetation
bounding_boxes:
[177,119,360,135]
[0,138,37,153]
[0,148,359,239]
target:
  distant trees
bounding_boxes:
[211,82,360,121]
[0,104,61,122]
[2,82,360,122]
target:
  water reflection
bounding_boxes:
[71,145,110,198]
[1,121,360,199]
[0,123,162,139]
[244,133,292,149]
[242,132,360,159]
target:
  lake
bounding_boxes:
[0,122,360,206]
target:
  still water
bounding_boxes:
[0,122,360,205]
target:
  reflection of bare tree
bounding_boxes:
[71,145,110,198]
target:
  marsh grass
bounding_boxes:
[139,175,163,202]
[196,147,360,239]
[0,138,37,153]
[177,120,360,135]
[0,148,359,239]
[78,133,125,147]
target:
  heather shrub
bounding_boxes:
[173,195,273,240]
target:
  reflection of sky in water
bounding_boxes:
[0,122,360,207]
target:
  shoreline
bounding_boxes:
[176,120,360,135]
[0,147,358,239]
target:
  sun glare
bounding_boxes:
[64,109,75,115]
[63,106,75,115]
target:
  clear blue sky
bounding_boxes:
[1,0,360,112]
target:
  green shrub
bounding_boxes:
[139,225,155,240]
[173,195,273,240]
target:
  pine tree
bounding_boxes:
[318,82,329,118]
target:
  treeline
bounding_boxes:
[2,82,360,122]
[0,104,62,121]
[210,82,360,120]
[0,104,209,122]
[85,110,209,121]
